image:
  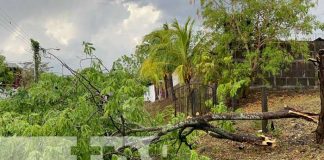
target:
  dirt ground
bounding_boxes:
[197,90,324,160]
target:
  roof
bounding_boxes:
[6,63,21,68]
[315,37,324,41]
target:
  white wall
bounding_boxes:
[144,84,155,102]
[172,72,180,86]
[144,72,180,102]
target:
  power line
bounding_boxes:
[0,7,32,38]
[0,16,30,44]
[0,7,31,41]
[0,7,61,55]
[0,23,32,52]
[0,7,63,67]
[0,20,30,47]
[0,7,33,55]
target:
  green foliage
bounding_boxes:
[0,62,144,159]
[190,150,210,160]
[0,47,209,159]
[196,0,321,101]
[82,41,95,56]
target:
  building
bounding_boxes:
[144,72,180,102]
[4,63,22,88]
[252,38,324,88]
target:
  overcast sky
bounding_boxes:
[0,0,323,74]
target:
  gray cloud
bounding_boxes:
[0,0,323,74]
[0,0,200,74]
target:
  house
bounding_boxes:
[4,63,22,88]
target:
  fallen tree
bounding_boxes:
[39,50,320,158]
[117,107,318,149]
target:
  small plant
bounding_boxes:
[190,150,210,160]
[252,120,262,131]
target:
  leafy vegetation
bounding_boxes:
[196,0,320,100]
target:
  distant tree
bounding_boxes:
[19,61,51,88]
[110,41,150,79]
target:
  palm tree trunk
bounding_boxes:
[168,73,176,102]
[186,82,192,116]
[164,74,169,99]
[154,85,159,101]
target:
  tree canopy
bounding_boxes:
[196,0,321,100]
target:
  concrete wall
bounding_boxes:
[252,38,324,88]
[252,60,318,88]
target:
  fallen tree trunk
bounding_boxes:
[202,125,275,146]
[199,107,318,123]
[125,107,318,147]
[109,106,318,158]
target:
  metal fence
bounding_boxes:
[174,83,216,117]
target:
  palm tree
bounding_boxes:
[170,18,195,85]
[140,18,197,103]
[140,23,177,100]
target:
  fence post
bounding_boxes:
[212,83,217,105]
[261,86,269,133]
[231,96,237,111]
[191,89,195,116]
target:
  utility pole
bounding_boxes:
[31,39,40,83]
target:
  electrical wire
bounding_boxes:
[0,7,31,42]
[0,7,32,39]
[0,7,33,55]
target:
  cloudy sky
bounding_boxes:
[0,0,323,74]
